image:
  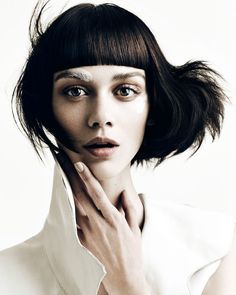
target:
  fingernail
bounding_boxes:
[74,162,84,173]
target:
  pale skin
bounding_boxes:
[56,154,150,295]
[53,65,150,294]
[52,65,236,295]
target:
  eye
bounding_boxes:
[115,85,139,98]
[63,86,88,97]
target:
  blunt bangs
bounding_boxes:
[42,4,150,73]
[14,2,227,166]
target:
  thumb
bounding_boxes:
[121,190,139,233]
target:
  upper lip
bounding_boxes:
[84,137,120,147]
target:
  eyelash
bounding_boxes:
[62,84,141,100]
[115,85,140,97]
[62,86,88,97]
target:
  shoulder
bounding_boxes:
[0,233,44,270]
[143,197,236,293]
[144,197,235,233]
[202,225,236,295]
[0,233,58,294]
[144,198,235,258]
[145,197,234,225]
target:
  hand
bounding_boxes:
[56,153,150,295]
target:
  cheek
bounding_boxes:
[53,103,82,134]
[134,98,148,115]
[128,97,149,129]
[123,97,149,144]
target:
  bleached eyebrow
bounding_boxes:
[54,70,145,82]
[54,70,92,82]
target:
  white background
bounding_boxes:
[0,0,235,250]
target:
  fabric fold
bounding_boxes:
[42,162,106,295]
[1,162,235,294]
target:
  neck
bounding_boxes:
[58,146,144,229]
[96,167,144,229]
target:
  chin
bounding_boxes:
[58,142,131,180]
[86,160,126,181]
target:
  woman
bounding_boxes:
[0,1,235,294]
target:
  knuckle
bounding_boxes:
[109,211,121,227]
[82,172,91,182]
[109,219,117,229]
[128,205,137,217]
[94,188,103,198]
[96,199,103,211]
[74,192,81,200]
[127,202,135,210]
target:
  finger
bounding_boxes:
[74,196,87,217]
[56,152,97,213]
[74,197,91,231]
[121,190,140,234]
[55,151,84,196]
[56,151,100,222]
[74,162,118,224]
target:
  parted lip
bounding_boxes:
[83,137,120,147]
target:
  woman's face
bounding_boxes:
[52,65,149,180]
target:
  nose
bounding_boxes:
[87,97,113,129]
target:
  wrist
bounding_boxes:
[103,270,151,295]
[129,280,151,295]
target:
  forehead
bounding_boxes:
[54,65,146,82]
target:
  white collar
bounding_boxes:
[42,162,106,295]
[41,162,147,295]
[40,161,235,295]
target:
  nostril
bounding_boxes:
[91,121,112,128]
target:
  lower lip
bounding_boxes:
[84,146,119,157]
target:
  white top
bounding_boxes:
[0,162,235,295]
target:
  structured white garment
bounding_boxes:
[0,162,235,295]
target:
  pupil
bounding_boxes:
[71,87,80,96]
[121,88,130,96]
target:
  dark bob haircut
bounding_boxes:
[13,1,226,167]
